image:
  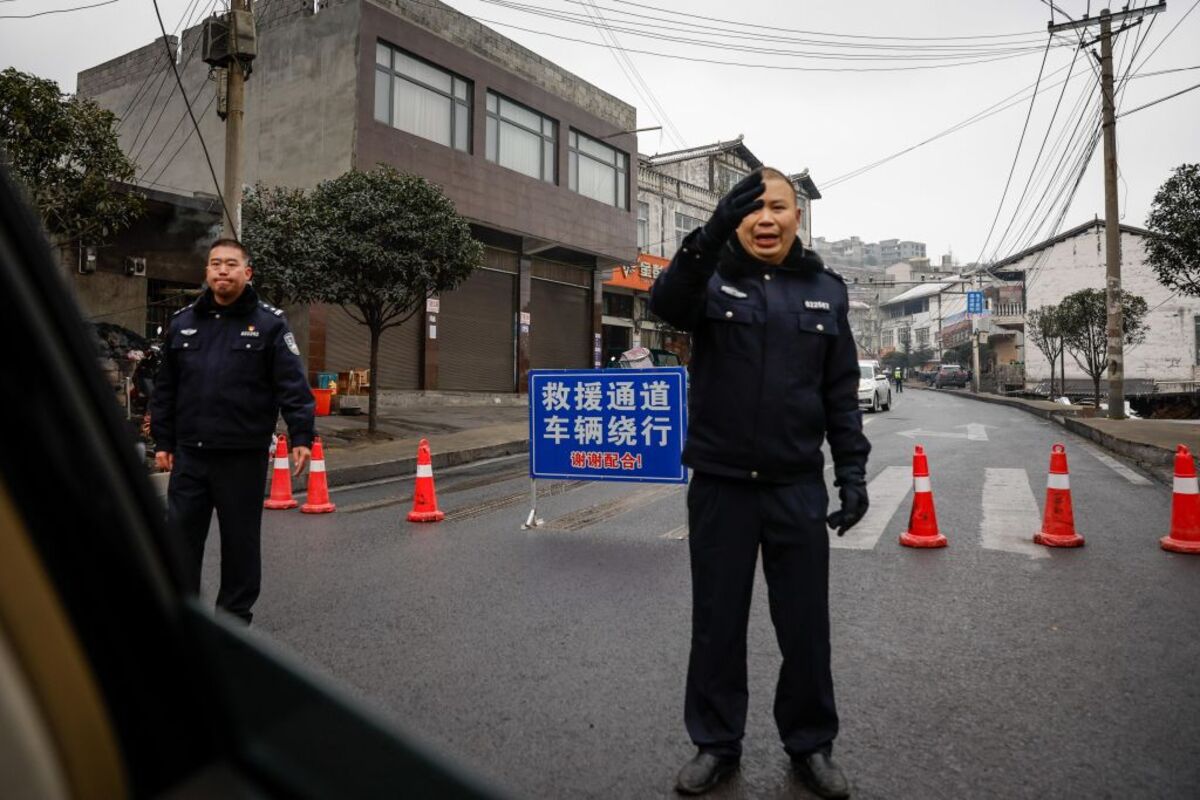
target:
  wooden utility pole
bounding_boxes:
[223,0,253,239]
[1048,2,1166,419]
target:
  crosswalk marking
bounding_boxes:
[1079,444,1152,485]
[831,466,912,551]
[980,468,1048,559]
[661,524,688,540]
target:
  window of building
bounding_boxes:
[604,292,634,318]
[916,327,929,348]
[674,211,706,251]
[715,163,747,194]
[485,92,555,182]
[146,279,195,339]
[637,201,649,250]
[882,329,894,347]
[375,41,471,152]
[568,129,628,208]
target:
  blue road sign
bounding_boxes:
[967,290,984,314]
[528,368,688,484]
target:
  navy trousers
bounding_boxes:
[684,471,838,758]
[167,446,269,624]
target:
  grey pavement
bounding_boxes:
[192,388,1200,799]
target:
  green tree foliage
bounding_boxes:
[243,166,483,432]
[0,68,141,245]
[1026,305,1065,397]
[1056,288,1149,407]
[1146,163,1200,297]
[241,184,323,307]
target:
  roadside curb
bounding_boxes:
[324,438,530,488]
[914,384,1177,487]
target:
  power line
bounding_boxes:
[0,0,120,18]
[150,0,233,234]
[1116,79,1200,117]
[972,37,1053,266]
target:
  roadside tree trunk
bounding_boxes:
[368,324,381,434]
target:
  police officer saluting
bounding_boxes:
[650,170,870,797]
[151,239,315,624]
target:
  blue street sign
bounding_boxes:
[967,290,984,315]
[528,368,688,484]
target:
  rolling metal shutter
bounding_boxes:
[439,265,516,391]
[324,304,421,390]
[531,258,592,369]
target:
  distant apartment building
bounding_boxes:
[75,0,637,394]
[816,236,926,269]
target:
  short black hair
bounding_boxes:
[208,237,250,262]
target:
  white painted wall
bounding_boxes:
[1015,224,1200,386]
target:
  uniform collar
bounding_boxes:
[718,237,824,279]
[194,283,259,317]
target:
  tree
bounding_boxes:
[1146,163,1200,297]
[1027,305,1065,397]
[241,184,324,307]
[245,166,483,433]
[1057,288,1149,408]
[0,68,142,247]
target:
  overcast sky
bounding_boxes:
[2,0,1197,263]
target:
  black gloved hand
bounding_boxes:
[697,172,766,253]
[827,480,869,536]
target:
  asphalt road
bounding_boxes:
[198,388,1200,799]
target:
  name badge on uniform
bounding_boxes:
[719,285,748,299]
[804,300,831,311]
[240,326,260,338]
[180,328,197,336]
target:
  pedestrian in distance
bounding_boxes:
[650,169,870,798]
[150,239,316,624]
[894,366,904,394]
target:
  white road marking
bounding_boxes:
[1078,444,1152,485]
[863,416,876,426]
[831,466,912,551]
[661,524,688,540]
[896,423,989,441]
[980,468,1048,559]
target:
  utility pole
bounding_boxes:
[203,1,257,239]
[971,273,982,394]
[1048,3,1166,419]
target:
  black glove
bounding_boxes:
[696,172,766,253]
[827,480,869,536]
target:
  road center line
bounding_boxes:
[832,466,911,551]
[1078,444,1152,485]
[980,468,1048,559]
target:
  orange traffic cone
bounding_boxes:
[1161,444,1200,554]
[407,438,444,523]
[1034,443,1084,547]
[900,445,947,548]
[300,436,336,514]
[264,434,298,510]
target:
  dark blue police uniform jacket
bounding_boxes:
[150,284,315,452]
[649,231,870,483]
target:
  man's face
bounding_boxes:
[735,176,801,265]
[206,245,252,305]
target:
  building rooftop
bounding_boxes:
[881,277,966,306]
[990,218,1153,271]
[642,135,761,169]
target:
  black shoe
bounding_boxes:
[792,751,850,799]
[675,751,739,795]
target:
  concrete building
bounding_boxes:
[878,276,969,359]
[75,0,638,394]
[990,219,1200,393]
[602,137,821,361]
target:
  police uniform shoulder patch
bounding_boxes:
[273,308,284,316]
[283,332,300,356]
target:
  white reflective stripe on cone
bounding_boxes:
[274,458,289,469]
[1047,473,1070,490]
[416,464,434,478]
[310,461,326,473]
[1174,476,1200,495]
[913,476,932,493]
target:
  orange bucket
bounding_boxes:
[312,387,333,416]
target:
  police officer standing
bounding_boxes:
[894,365,904,394]
[650,170,870,798]
[151,239,315,624]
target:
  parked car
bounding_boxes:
[935,363,969,388]
[858,360,892,412]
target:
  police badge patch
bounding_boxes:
[284,332,300,355]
